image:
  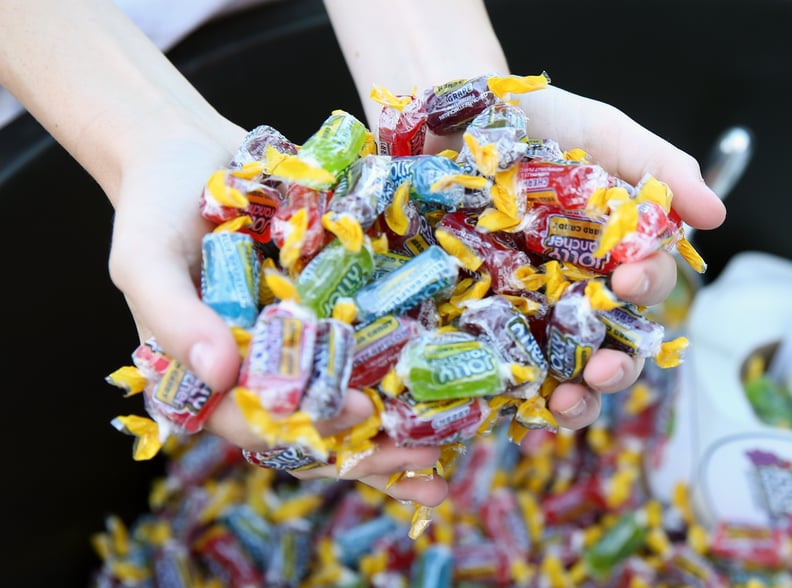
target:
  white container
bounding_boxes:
[644,251,792,530]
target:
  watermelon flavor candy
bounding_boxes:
[348,314,422,389]
[380,395,491,447]
[545,281,607,383]
[239,300,318,417]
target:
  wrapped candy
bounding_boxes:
[435,210,536,294]
[349,314,423,389]
[353,245,460,324]
[300,318,355,420]
[104,72,715,572]
[295,237,375,319]
[395,328,508,401]
[545,281,607,382]
[328,155,395,229]
[200,231,260,328]
[239,300,318,417]
[380,395,491,447]
[458,295,548,398]
[371,86,427,156]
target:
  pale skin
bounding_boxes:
[1,0,725,507]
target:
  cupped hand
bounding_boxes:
[518,85,726,429]
[106,120,448,506]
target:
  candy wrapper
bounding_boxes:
[106,71,707,547]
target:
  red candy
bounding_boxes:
[239,300,317,417]
[377,94,427,156]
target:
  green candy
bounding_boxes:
[298,110,368,188]
[399,329,506,401]
[583,511,648,579]
[296,238,374,318]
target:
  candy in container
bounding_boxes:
[165,432,244,490]
[265,524,314,588]
[221,504,276,571]
[451,541,514,586]
[479,486,533,562]
[410,544,454,588]
[194,525,265,588]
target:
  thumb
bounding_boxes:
[109,235,241,394]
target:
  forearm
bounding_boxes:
[0,0,240,203]
[322,0,510,127]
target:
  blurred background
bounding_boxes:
[1,0,790,585]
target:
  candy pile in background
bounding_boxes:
[94,73,792,586]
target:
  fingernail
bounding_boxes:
[632,276,650,298]
[559,396,587,418]
[596,367,625,389]
[189,341,214,379]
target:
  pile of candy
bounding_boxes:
[94,72,783,585]
[90,370,792,586]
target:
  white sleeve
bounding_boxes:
[111,0,272,52]
[0,0,274,128]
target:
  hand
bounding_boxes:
[514,85,727,429]
[107,118,449,507]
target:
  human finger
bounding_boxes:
[519,86,727,230]
[547,383,601,430]
[582,348,646,395]
[609,250,678,307]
